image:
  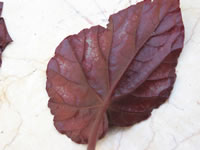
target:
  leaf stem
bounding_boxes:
[87,94,112,150]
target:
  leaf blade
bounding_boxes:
[46,0,185,150]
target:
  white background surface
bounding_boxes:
[0,0,200,150]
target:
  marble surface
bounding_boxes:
[0,0,200,150]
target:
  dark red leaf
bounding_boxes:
[46,0,184,150]
[0,2,12,66]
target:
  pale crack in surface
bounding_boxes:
[64,0,94,25]
[3,56,50,66]
[144,118,156,150]
[93,0,107,19]
[116,129,124,150]
[2,112,22,150]
[0,69,37,90]
[0,93,23,150]
[171,130,200,150]
[1,68,46,149]
[184,16,200,45]
[168,102,185,111]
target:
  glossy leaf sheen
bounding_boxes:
[0,2,12,66]
[46,0,184,150]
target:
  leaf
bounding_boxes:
[46,0,184,150]
[0,2,12,66]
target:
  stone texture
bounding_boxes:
[0,0,200,150]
